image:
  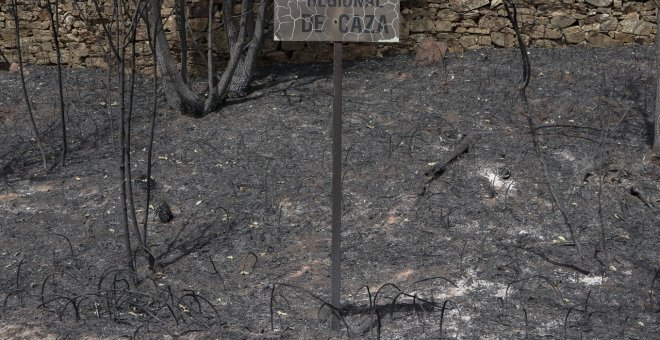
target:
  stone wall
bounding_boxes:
[0,0,658,71]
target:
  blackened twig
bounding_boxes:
[503,0,583,258]
[45,0,68,167]
[12,0,48,171]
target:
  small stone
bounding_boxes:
[9,63,20,73]
[497,166,511,180]
[157,202,173,223]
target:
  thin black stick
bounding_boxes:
[12,0,48,171]
[176,0,188,84]
[91,0,122,62]
[503,0,583,258]
[115,0,136,284]
[45,0,68,166]
[654,3,660,150]
[125,5,144,249]
[207,0,214,102]
[143,21,159,249]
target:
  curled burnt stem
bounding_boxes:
[503,0,583,259]
[54,233,79,270]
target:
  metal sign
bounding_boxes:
[274,0,400,42]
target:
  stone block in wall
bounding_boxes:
[436,9,461,22]
[478,15,509,30]
[550,13,577,29]
[530,24,562,39]
[163,14,178,33]
[462,18,478,27]
[27,44,42,54]
[84,57,108,69]
[449,0,490,12]
[459,34,479,48]
[585,0,612,7]
[409,7,436,19]
[586,31,623,47]
[530,0,555,5]
[612,31,635,43]
[467,27,490,34]
[622,12,640,21]
[491,30,515,47]
[463,11,482,20]
[580,22,601,32]
[477,35,492,45]
[48,50,69,64]
[68,42,90,60]
[62,33,83,43]
[595,7,612,15]
[434,21,454,32]
[642,1,657,11]
[599,15,619,31]
[410,19,436,32]
[618,19,653,35]
[634,35,654,45]
[562,26,585,43]
[532,39,560,48]
[622,2,644,14]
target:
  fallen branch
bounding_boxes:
[521,246,591,276]
[424,135,473,180]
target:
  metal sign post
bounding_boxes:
[330,41,343,331]
[274,0,400,331]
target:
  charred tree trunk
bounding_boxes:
[228,0,267,97]
[139,0,267,116]
[654,5,660,150]
[45,0,68,166]
[176,0,189,84]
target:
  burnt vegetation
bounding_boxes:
[1,0,660,338]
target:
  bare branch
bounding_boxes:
[12,0,48,172]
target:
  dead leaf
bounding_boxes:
[413,38,448,67]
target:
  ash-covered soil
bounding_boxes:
[1,45,660,339]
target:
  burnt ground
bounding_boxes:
[1,45,660,339]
